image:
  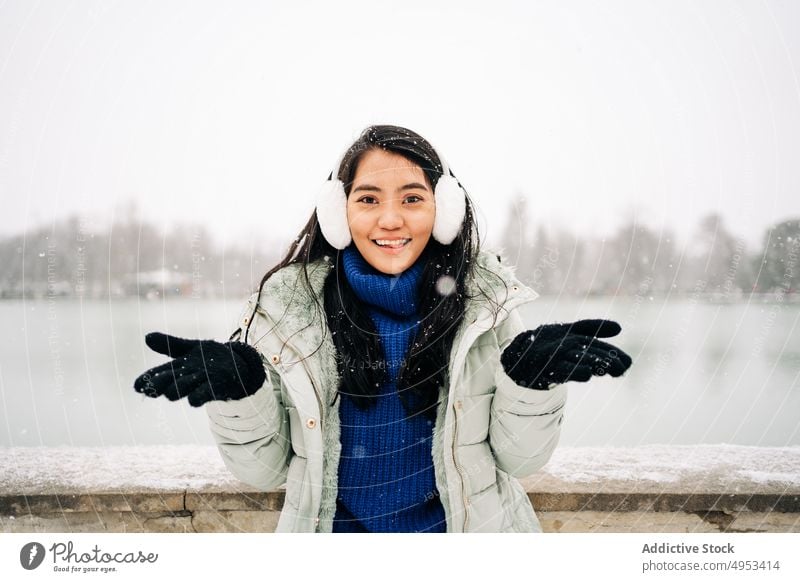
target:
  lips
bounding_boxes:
[372,238,410,248]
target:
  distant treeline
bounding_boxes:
[500,202,799,297]
[0,214,284,300]
[1,209,798,299]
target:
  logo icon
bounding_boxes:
[20,542,46,570]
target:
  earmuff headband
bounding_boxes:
[315,138,467,249]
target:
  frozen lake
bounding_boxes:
[1,296,798,447]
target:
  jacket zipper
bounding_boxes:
[449,323,485,532]
[448,293,539,532]
[298,356,325,425]
[451,391,470,532]
[261,311,326,532]
[256,306,326,425]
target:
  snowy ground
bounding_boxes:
[1,444,799,495]
[523,444,800,495]
[0,445,240,493]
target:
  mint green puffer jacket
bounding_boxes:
[206,249,567,532]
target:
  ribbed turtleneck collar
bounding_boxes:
[342,245,424,317]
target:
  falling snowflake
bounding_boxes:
[435,275,456,296]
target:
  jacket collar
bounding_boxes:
[251,249,537,357]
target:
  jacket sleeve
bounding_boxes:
[205,295,292,491]
[488,307,567,478]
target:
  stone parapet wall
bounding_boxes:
[2,445,798,533]
[2,490,798,533]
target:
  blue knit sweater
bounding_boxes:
[332,246,447,533]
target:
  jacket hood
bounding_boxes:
[246,247,536,359]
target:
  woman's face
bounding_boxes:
[346,148,435,275]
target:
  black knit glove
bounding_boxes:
[133,332,267,407]
[500,319,632,390]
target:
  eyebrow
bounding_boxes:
[351,182,430,194]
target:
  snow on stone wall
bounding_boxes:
[1,444,799,494]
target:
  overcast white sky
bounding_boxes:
[1,0,799,252]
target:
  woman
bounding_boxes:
[134,125,632,533]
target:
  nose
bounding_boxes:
[376,199,403,230]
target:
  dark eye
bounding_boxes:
[357,196,378,204]
[405,195,423,203]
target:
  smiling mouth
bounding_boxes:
[372,238,411,249]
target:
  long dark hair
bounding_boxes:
[232,125,503,421]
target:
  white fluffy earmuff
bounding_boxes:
[430,173,467,246]
[316,175,352,251]
[315,139,466,250]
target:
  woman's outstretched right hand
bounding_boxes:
[133,332,266,407]
[500,319,632,390]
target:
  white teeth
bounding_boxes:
[374,239,410,247]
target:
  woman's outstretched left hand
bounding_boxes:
[133,332,266,407]
[500,319,633,390]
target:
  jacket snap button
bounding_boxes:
[511,285,519,292]
[243,317,249,325]
[270,354,280,365]
[455,400,463,410]
[306,418,317,429]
